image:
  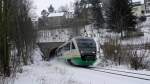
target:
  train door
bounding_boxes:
[63,42,71,59]
[71,42,75,50]
[70,41,80,58]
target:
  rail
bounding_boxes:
[87,68,150,81]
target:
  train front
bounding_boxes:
[75,38,97,66]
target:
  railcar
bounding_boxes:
[56,37,97,66]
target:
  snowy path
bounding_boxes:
[12,59,150,84]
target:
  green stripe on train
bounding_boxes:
[63,56,95,66]
[71,57,96,66]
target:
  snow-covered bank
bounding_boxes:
[13,61,79,84]
[10,47,150,84]
[11,58,150,84]
[11,48,82,84]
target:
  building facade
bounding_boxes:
[144,0,150,16]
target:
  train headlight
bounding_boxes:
[80,51,84,54]
[92,51,96,54]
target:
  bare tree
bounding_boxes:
[0,0,36,78]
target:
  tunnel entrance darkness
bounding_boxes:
[49,47,58,59]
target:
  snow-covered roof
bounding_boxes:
[48,12,64,17]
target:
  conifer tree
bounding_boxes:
[48,5,54,13]
[90,0,104,28]
[106,0,136,34]
[75,0,104,28]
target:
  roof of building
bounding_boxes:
[132,1,143,6]
[48,12,64,17]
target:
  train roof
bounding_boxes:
[57,37,94,49]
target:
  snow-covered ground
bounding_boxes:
[122,26,150,45]
[10,48,150,84]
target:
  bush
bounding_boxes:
[123,30,144,39]
[139,16,147,22]
[128,50,149,70]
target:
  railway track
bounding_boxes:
[101,44,150,50]
[97,68,150,77]
[88,67,150,81]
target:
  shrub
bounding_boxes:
[102,38,150,70]
[102,38,124,65]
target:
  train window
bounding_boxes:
[71,42,75,49]
[76,39,96,50]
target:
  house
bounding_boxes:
[46,12,74,29]
[132,2,145,17]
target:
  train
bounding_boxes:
[56,37,97,67]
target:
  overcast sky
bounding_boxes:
[133,0,144,3]
[32,0,144,17]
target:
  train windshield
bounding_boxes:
[76,38,96,51]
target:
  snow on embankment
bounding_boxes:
[11,47,150,84]
[32,48,43,64]
[12,48,82,84]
